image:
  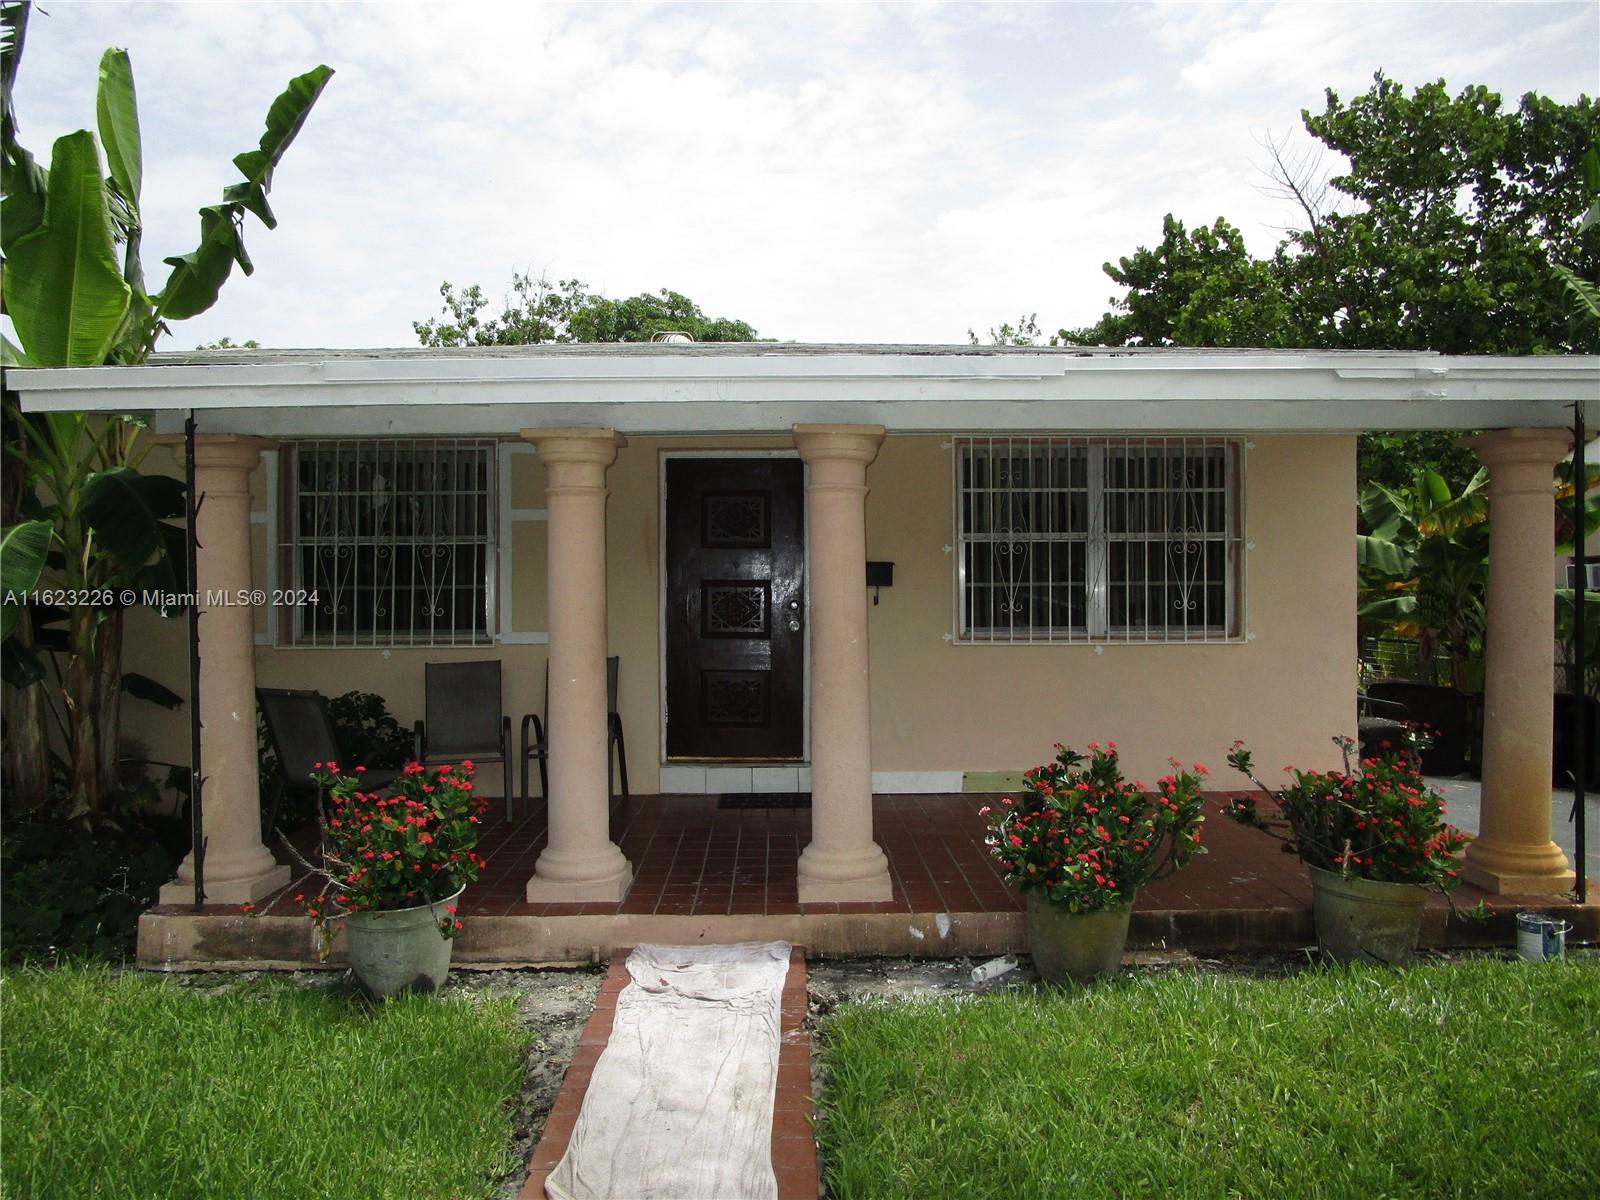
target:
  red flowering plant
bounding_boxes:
[1225,730,1467,890]
[982,742,1208,913]
[270,759,489,957]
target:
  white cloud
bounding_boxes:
[9,0,1596,348]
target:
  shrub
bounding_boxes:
[1226,731,1467,889]
[268,760,489,954]
[0,819,183,964]
[983,742,1207,912]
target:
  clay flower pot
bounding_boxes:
[1307,866,1427,966]
[1026,891,1135,983]
[341,886,464,998]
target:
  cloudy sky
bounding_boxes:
[11,1,1598,349]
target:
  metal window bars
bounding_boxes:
[284,439,498,647]
[955,436,1242,644]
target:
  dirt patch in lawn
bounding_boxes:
[469,968,604,1200]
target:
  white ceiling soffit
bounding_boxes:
[9,348,1597,435]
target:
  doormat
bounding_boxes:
[717,792,812,809]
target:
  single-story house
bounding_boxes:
[12,344,1597,960]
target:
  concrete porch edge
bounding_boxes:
[136,898,1600,970]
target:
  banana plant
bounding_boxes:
[0,0,332,823]
[1357,469,1491,691]
[1359,463,1600,693]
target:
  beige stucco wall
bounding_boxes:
[122,433,1357,794]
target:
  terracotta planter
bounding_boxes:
[1025,891,1134,983]
[341,887,464,998]
[1307,866,1427,966]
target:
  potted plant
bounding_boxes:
[1225,731,1467,965]
[983,742,1207,983]
[271,759,489,997]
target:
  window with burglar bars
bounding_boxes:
[281,440,498,646]
[955,436,1242,643]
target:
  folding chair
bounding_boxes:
[256,687,399,836]
[520,655,630,806]
[414,661,516,822]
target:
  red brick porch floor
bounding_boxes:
[141,792,1596,966]
[519,947,815,1200]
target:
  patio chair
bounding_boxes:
[413,661,517,822]
[520,655,630,807]
[256,688,400,837]
[1356,691,1409,759]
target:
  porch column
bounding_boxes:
[1462,428,1574,895]
[793,424,892,902]
[160,435,289,904]
[521,428,633,903]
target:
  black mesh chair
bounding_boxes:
[1357,691,1410,759]
[414,661,516,821]
[256,688,400,836]
[520,655,629,807]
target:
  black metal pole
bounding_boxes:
[1572,404,1588,904]
[185,413,205,909]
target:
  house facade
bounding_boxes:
[13,345,1595,935]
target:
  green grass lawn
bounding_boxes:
[2,966,527,1200]
[818,958,1600,1200]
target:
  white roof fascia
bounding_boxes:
[10,350,1598,435]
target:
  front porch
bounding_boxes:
[137,792,1599,968]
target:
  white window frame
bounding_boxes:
[279,438,499,648]
[1567,562,1600,591]
[952,435,1245,644]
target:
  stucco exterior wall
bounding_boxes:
[121,433,1356,795]
[864,434,1355,783]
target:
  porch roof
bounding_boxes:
[11,343,1598,437]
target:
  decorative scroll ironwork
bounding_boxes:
[703,492,769,547]
[704,583,768,637]
[957,437,1239,643]
[703,671,769,725]
[286,439,497,646]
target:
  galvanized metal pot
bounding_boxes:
[1307,866,1427,966]
[341,887,464,998]
[1025,892,1134,983]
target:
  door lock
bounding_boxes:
[788,619,801,632]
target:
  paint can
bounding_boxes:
[1515,912,1571,961]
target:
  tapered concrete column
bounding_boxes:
[793,424,892,902]
[521,429,633,902]
[1462,428,1575,895]
[160,436,289,904]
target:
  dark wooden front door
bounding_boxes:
[665,458,805,760]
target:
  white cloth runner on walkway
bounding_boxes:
[545,941,793,1200]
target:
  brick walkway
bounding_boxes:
[520,946,816,1200]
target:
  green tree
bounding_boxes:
[1357,469,1492,690]
[967,314,1059,347]
[1064,73,1599,492]
[413,271,759,346]
[1066,216,1298,348]
[0,0,331,823]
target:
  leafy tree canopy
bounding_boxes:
[1054,73,1598,494]
[1067,73,1598,358]
[414,271,760,346]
